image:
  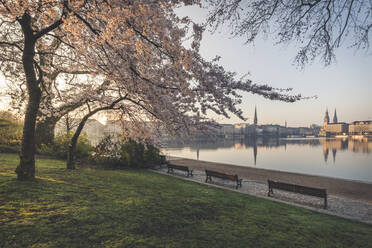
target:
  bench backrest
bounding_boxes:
[206,170,238,181]
[168,163,189,171]
[268,180,326,197]
[159,155,167,164]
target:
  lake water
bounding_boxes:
[162,137,372,183]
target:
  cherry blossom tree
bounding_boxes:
[0,0,302,180]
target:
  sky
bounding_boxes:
[0,5,371,127]
[176,5,372,127]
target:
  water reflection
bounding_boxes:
[165,137,370,165]
[332,149,337,163]
[319,138,371,163]
[163,137,372,182]
[323,146,329,163]
[164,137,371,161]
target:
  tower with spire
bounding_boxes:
[253,106,257,125]
[333,109,338,123]
[320,108,349,137]
[324,108,330,127]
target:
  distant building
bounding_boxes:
[55,118,105,145]
[219,124,235,137]
[333,109,338,123]
[210,124,235,137]
[234,123,249,136]
[324,108,330,125]
[104,120,122,137]
[83,119,106,145]
[324,123,349,135]
[262,125,280,136]
[309,124,321,129]
[320,108,348,136]
[319,109,372,137]
[348,121,372,135]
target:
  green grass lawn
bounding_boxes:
[1,153,371,248]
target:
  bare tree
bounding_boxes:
[206,0,372,66]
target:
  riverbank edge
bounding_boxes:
[165,156,372,204]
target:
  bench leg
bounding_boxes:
[189,170,193,177]
[167,167,173,174]
[268,187,274,197]
[324,196,328,209]
[205,175,211,183]
[236,179,242,189]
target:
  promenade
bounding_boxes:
[154,157,372,224]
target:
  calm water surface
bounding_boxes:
[162,138,372,183]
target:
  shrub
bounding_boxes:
[90,136,163,169]
[0,144,20,153]
[0,115,22,153]
[89,136,123,167]
[38,132,94,159]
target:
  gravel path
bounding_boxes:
[152,164,372,225]
[166,157,372,204]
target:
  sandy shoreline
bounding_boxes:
[167,156,372,204]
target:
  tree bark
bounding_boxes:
[15,14,41,180]
[35,118,58,147]
[66,115,90,170]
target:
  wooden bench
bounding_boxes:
[159,155,167,167]
[205,170,242,189]
[159,155,167,164]
[167,163,193,177]
[268,180,328,209]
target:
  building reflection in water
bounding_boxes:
[332,149,337,163]
[165,136,371,165]
[253,143,257,165]
[323,147,329,163]
[319,138,371,163]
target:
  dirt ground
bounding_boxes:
[168,157,372,204]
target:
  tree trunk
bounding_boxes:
[66,97,126,169]
[66,116,89,170]
[15,14,40,180]
[16,90,41,180]
[66,143,76,170]
[35,118,58,147]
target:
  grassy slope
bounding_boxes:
[0,153,371,248]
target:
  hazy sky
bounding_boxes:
[177,5,372,127]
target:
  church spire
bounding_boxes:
[253,106,257,125]
[333,109,338,123]
[324,108,330,125]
